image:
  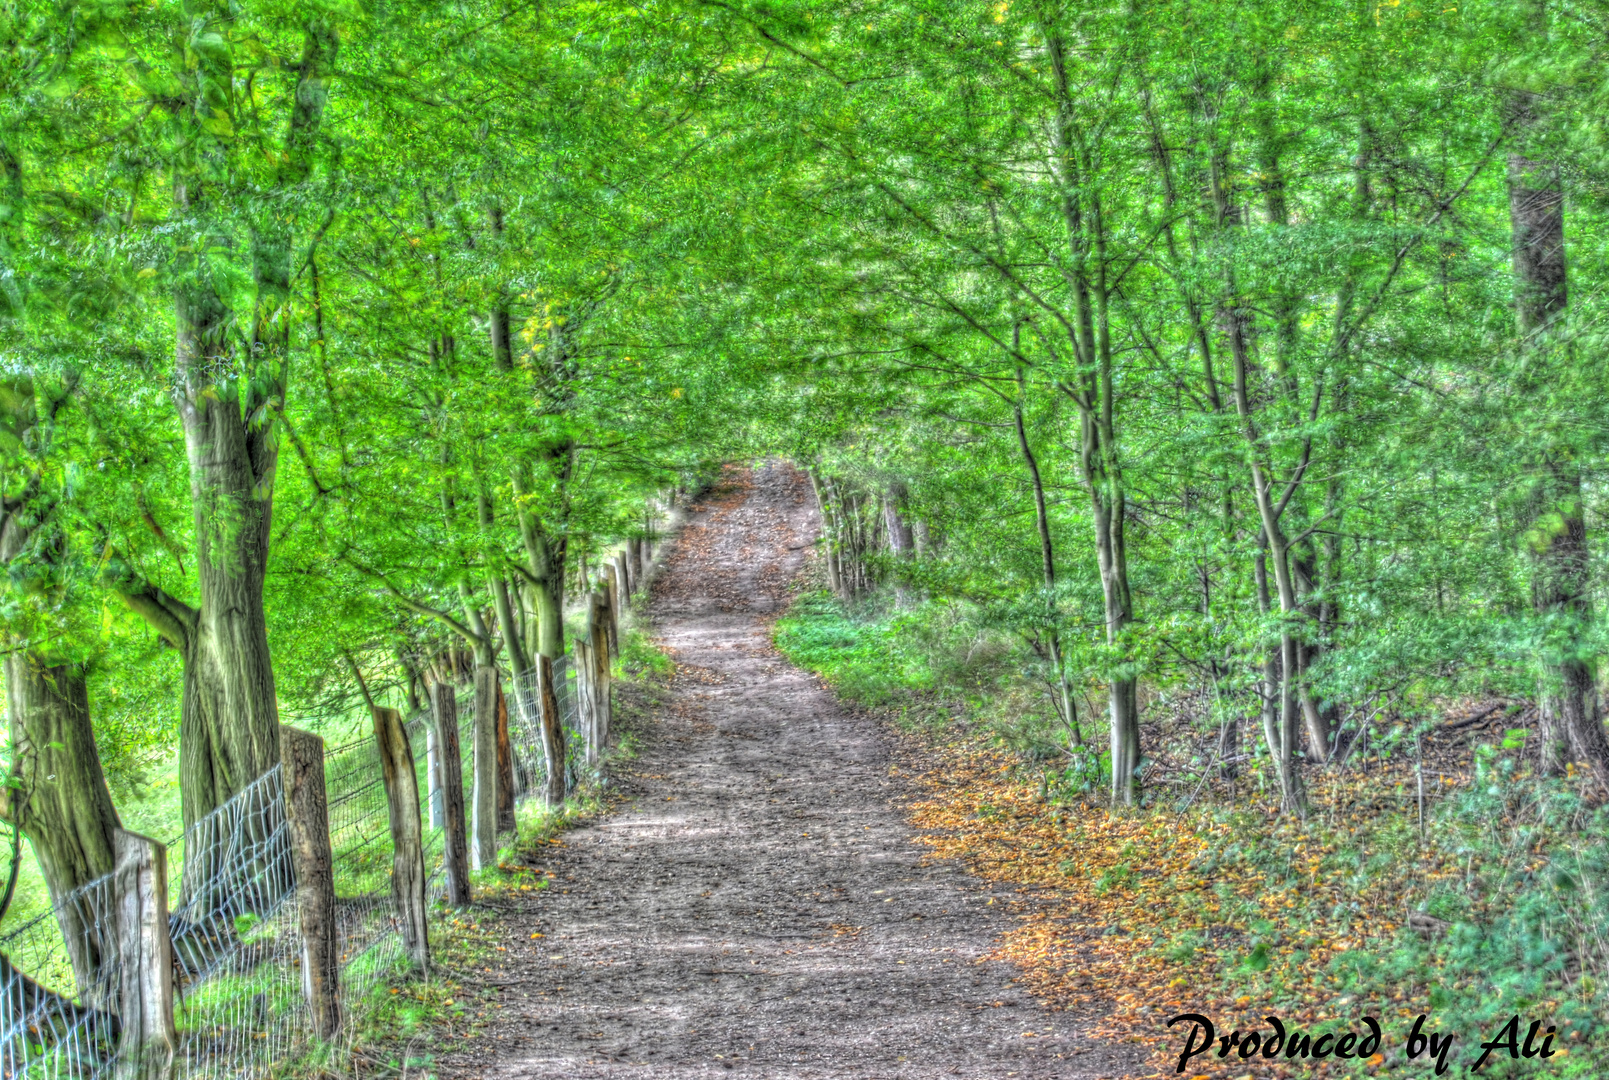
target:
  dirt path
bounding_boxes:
[438,464,1140,1079]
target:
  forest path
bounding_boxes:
[437,464,1139,1079]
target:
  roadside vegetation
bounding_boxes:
[778,580,1609,1077]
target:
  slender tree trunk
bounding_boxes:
[487,203,515,371]
[883,483,914,554]
[1253,548,1301,809]
[808,471,843,595]
[1044,26,1140,806]
[1014,368,1079,747]
[512,461,570,659]
[1211,108,1323,793]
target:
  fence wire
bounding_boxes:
[0,872,119,1080]
[0,658,589,1080]
[510,657,585,796]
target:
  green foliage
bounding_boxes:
[617,628,672,680]
[773,591,933,708]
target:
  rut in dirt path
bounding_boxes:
[438,464,1141,1079]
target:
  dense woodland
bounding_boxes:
[5,0,1609,1066]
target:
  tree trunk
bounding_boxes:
[1506,90,1609,792]
[2,656,121,1006]
[280,726,340,1039]
[1043,25,1140,807]
[495,680,516,833]
[127,17,335,853]
[0,385,123,1004]
[537,656,567,807]
[1211,110,1324,794]
[808,471,843,596]
[883,483,914,554]
[470,666,500,871]
[487,203,515,371]
[512,463,569,659]
[1013,371,1078,747]
[1254,547,1302,812]
[370,707,428,974]
[430,683,470,906]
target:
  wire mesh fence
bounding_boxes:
[0,872,120,1080]
[0,657,589,1080]
[510,657,585,795]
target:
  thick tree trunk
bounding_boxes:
[2,656,121,1006]
[171,288,285,840]
[0,388,123,1004]
[145,17,335,846]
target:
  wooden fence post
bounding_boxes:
[280,726,341,1039]
[615,552,631,602]
[425,723,444,829]
[602,565,620,655]
[470,666,499,872]
[371,707,429,975]
[574,639,596,767]
[495,679,516,833]
[589,591,613,747]
[114,829,174,1080]
[537,655,567,807]
[430,683,471,905]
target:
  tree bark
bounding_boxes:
[495,679,516,832]
[371,707,428,974]
[808,470,843,596]
[430,683,471,906]
[590,590,613,747]
[128,16,336,849]
[280,726,340,1039]
[487,203,515,371]
[470,666,500,872]
[113,829,176,1080]
[512,458,571,659]
[603,563,621,655]
[2,655,121,1006]
[537,656,568,807]
[1014,367,1079,747]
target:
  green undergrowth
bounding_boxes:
[773,588,1061,745]
[618,625,673,679]
[347,907,511,1077]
